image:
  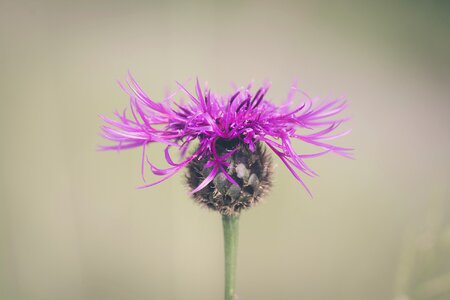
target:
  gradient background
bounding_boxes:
[1,1,450,300]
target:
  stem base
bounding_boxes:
[222,214,239,300]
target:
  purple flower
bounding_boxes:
[99,73,351,196]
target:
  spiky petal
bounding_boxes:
[99,74,352,197]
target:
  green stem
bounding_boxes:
[222,214,239,300]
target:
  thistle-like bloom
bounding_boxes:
[100,74,351,214]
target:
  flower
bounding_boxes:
[100,73,352,213]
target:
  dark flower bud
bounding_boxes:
[186,138,273,215]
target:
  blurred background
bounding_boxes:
[1,1,449,299]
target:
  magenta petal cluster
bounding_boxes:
[99,74,352,194]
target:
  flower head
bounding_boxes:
[100,73,352,214]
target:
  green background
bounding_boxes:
[1,1,449,299]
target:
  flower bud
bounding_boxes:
[186,138,272,215]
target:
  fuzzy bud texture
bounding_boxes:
[187,139,272,215]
